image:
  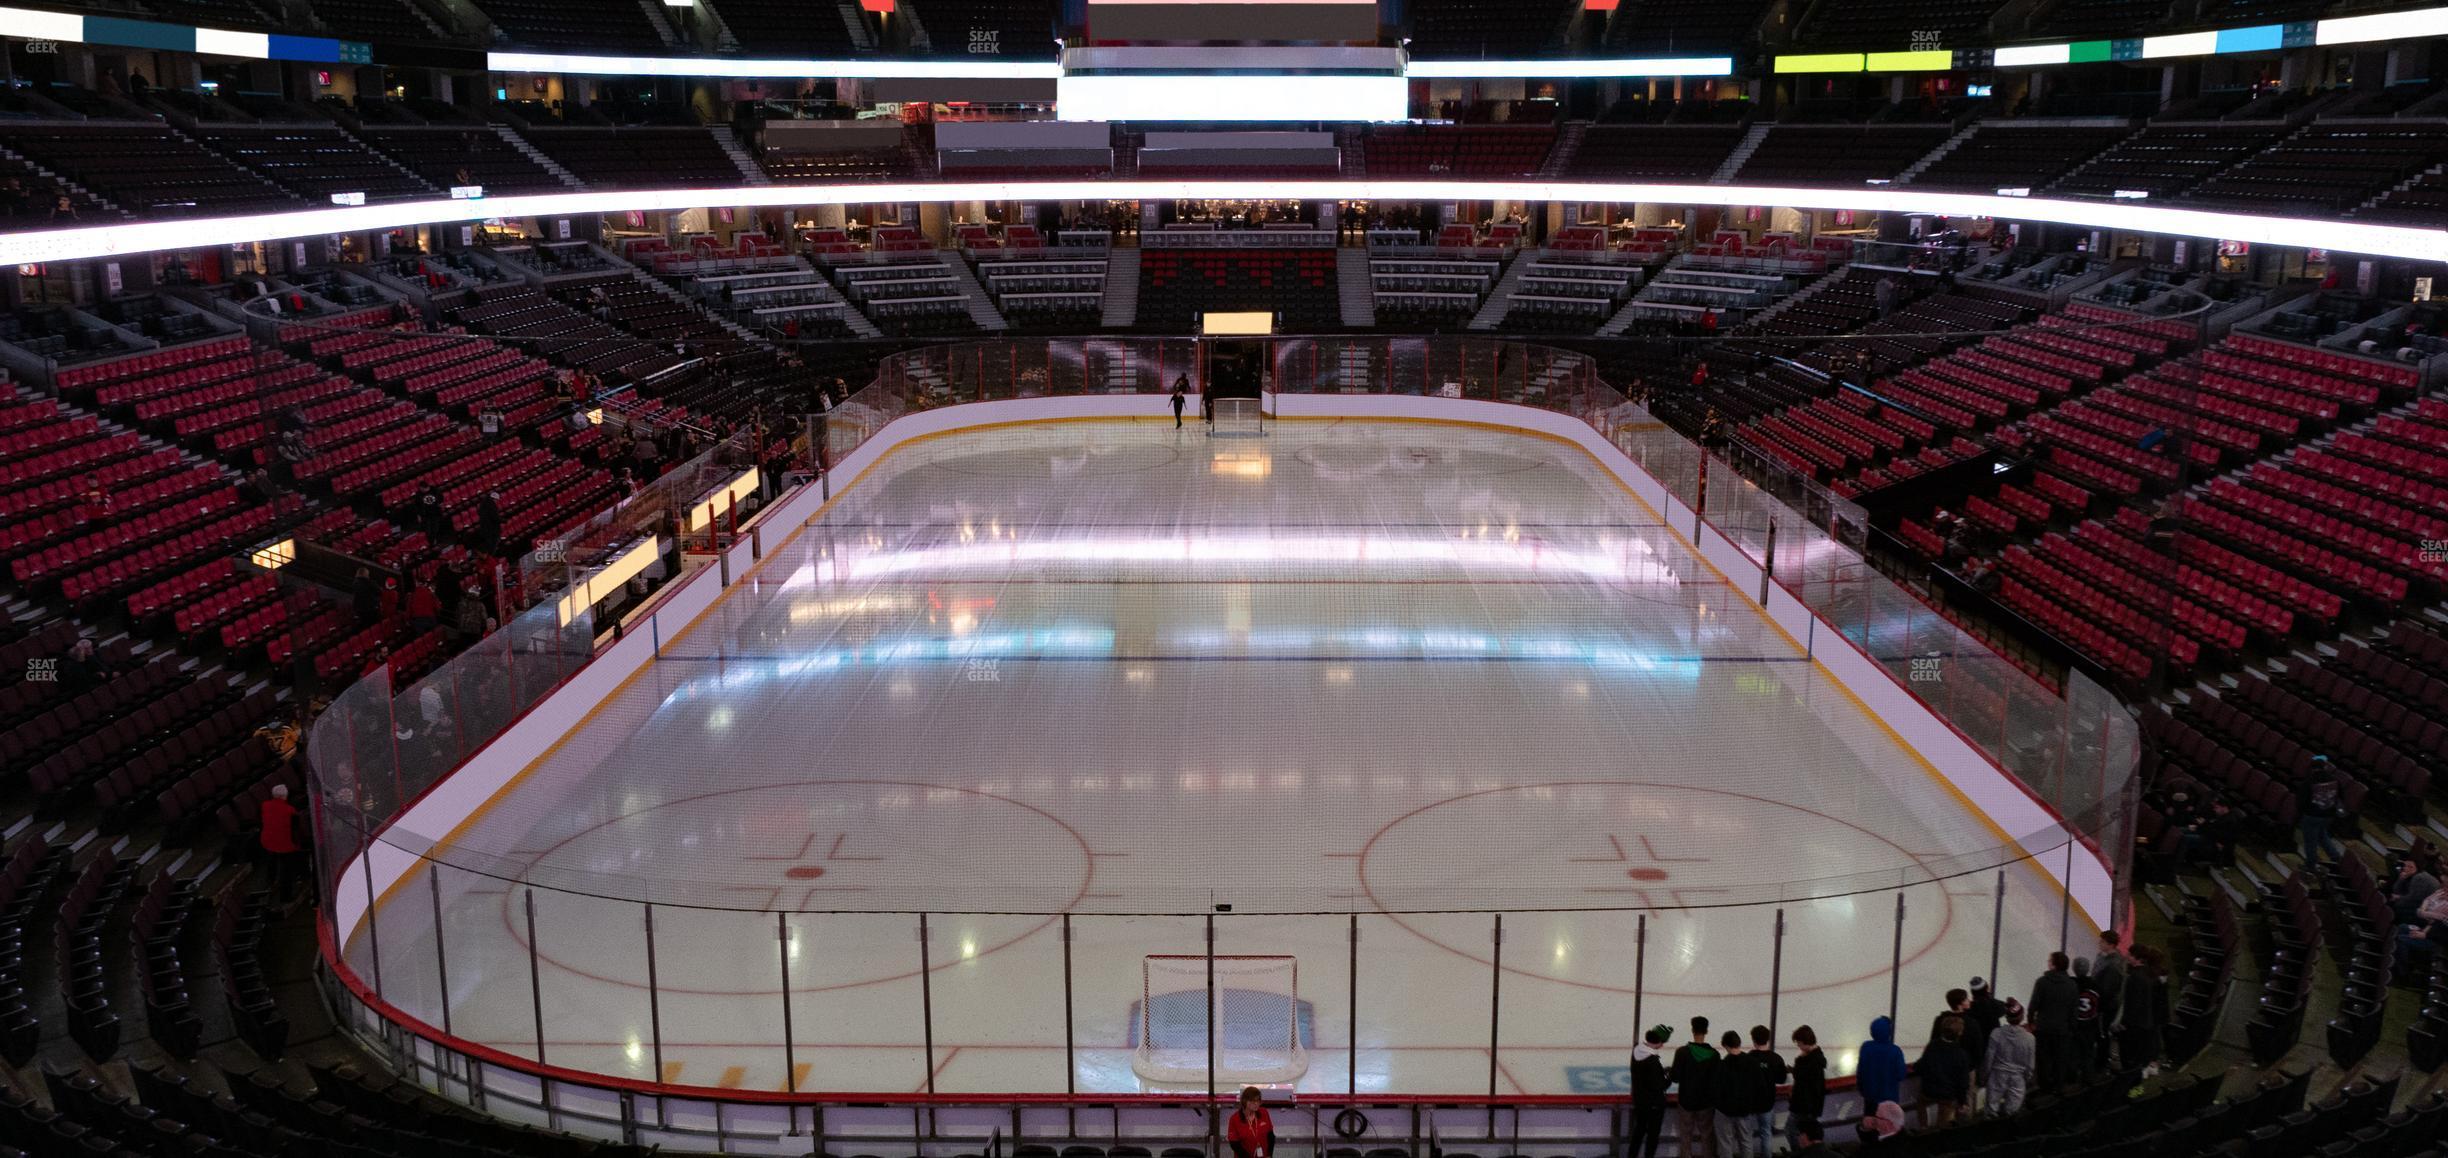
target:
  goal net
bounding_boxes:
[1134,954,1308,1086]
[1210,396,1267,438]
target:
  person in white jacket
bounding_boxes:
[1983,999,2036,1117]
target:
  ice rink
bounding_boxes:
[344,418,2074,1099]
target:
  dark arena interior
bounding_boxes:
[1,0,2447,1154]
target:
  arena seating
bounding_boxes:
[2182,122,2448,215]
[1731,125,1955,185]
[830,252,983,337]
[760,130,927,183]
[0,155,110,224]
[1561,125,1748,181]
[2357,163,2448,227]
[515,126,746,189]
[352,125,568,194]
[188,124,439,204]
[2050,122,2291,199]
[1908,124,2136,192]
[1363,125,1556,178]
[1136,249,1339,332]
[1374,252,1504,331]
[978,253,1109,330]
[0,123,296,217]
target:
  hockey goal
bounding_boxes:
[1209,396,1267,437]
[1133,954,1309,1086]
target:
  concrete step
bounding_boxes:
[1336,247,1376,329]
[493,125,586,189]
[1101,250,1141,329]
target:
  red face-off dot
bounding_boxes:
[1626,867,1670,882]
[785,865,827,879]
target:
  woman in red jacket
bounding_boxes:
[1225,1087,1272,1158]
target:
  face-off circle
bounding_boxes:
[504,780,1095,996]
[1357,781,1956,997]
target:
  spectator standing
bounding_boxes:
[406,580,441,634]
[1855,1017,1905,1110]
[1787,1026,1826,1150]
[1629,1025,1672,1158]
[452,581,489,642]
[478,489,504,549]
[1669,1017,1720,1158]
[1965,977,2006,1076]
[2121,945,2168,1075]
[2297,758,2346,868]
[259,784,303,909]
[414,484,445,534]
[351,567,380,626]
[2092,934,2127,1071]
[633,426,663,476]
[1918,1015,1972,1127]
[1983,1000,2035,1117]
[1927,989,1972,1065]
[1746,1025,1784,1158]
[2069,958,2104,1082]
[1875,275,1900,319]
[1710,1030,1755,1158]
[2029,952,2077,1090]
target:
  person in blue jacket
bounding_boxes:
[1857,1016,1908,1110]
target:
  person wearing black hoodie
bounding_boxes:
[1787,1026,1827,1151]
[1669,1016,1719,1158]
[2121,944,2169,1073]
[1745,1025,1784,1158]
[1926,989,1971,1069]
[1629,1025,1672,1158]
[2028,952,2078,1091]
[1711,1030,1755,1157]
[1917,1014,1973,1127]
[1965,979,2006,1071]
[2070,958,2104,1083]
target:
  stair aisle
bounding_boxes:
[1338,248,1376,329]
[1102,250,1141,329]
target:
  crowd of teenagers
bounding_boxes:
[1624,933,2170,1156]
